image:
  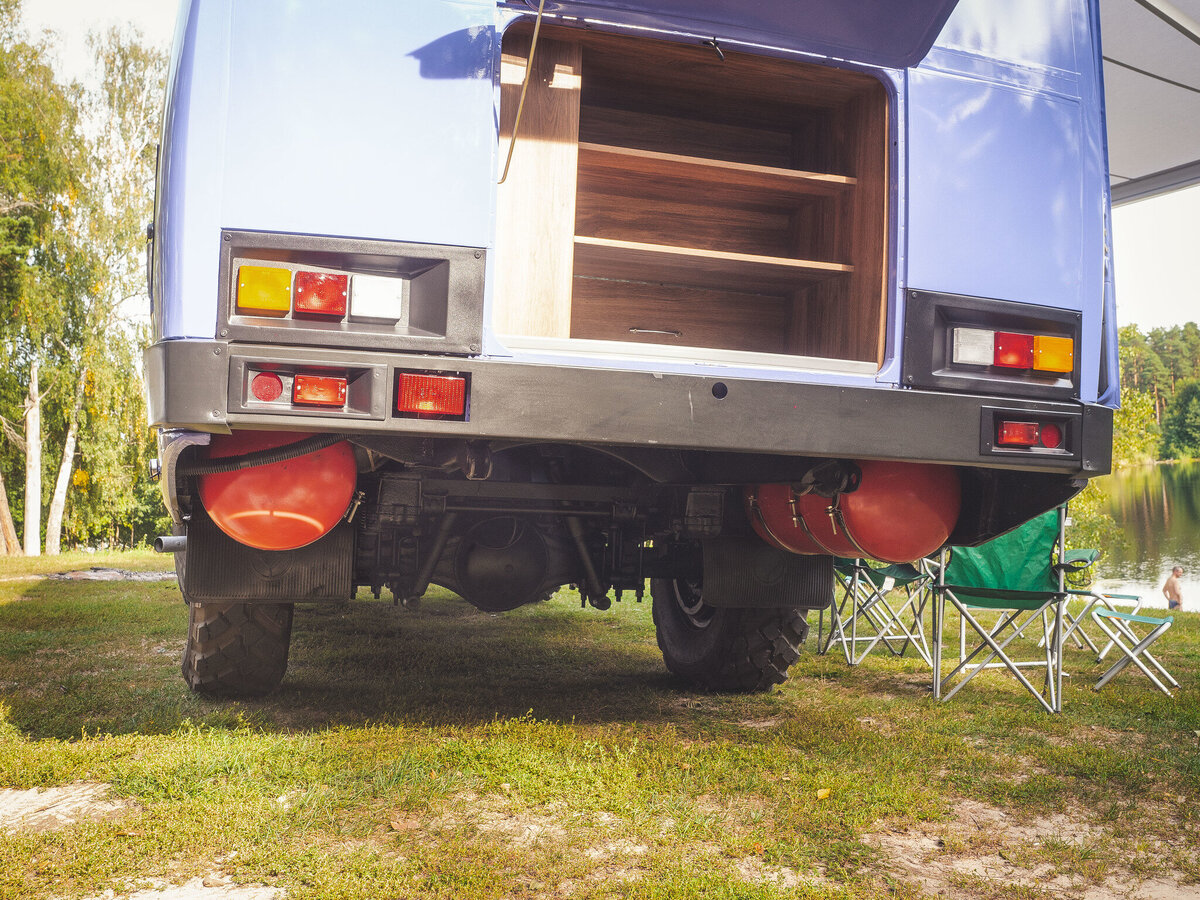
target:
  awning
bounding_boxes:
[1103,0,1200,204]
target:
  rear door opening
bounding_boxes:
[494,24,890,370]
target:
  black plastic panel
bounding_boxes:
[902,290,1081,401]
[217,230,485,355]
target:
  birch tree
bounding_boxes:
[0,0,78,555]
[43,28,165,554]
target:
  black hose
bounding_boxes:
[176,433,350,476]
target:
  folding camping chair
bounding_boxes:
[820,559,932,666]
[1051,528,1143,656]
[1091,606,1178,697]
[931,508,1069,714]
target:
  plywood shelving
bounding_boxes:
[494,24,889,365]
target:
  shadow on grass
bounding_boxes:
[275,589,684,729]
[1,582,723,739]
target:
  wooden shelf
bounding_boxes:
[577,142,855,201]
[573,235,852,295]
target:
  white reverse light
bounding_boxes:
[951,327,995,366]
[349,273,406,324]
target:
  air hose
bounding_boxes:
[176,433,350,477]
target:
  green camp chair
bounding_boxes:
[931,508,1068,713]
[821,559,931,665]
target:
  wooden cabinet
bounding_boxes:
[495,24,888,366]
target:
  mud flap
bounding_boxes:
[182,507,354,603]
[700,536,833,609]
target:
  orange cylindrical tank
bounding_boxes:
[747,461,961,563]
[198,431,357,551]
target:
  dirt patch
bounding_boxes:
[430,791,569,847]
[0,782,131,832]
[734,856,829,890]
[89,877,281,899]
[47,568,176,582]
[865,797,1200,899]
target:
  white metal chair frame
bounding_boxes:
[820,560,932,666]
[1091,607,1178,697]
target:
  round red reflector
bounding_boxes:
[250,372,284,402]
[198,431,357,551]
[1040,423,1064,449]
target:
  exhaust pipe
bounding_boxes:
[153,535,187,554]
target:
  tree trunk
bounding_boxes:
[24,356,42,557]
[0,467,20,556]
[45,370,86,556]
[45,418,79,556]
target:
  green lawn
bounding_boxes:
[0,559,1197,899]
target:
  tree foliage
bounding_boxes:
[0,0,168,551]
[1161,379,1200,459]
[1118,322,1200,462]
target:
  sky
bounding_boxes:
[20,0,1200,335]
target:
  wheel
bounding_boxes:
[181,601,294,697]
[651,578,809,692]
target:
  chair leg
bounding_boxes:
[932,591,944,699]
[939,601,1058,714]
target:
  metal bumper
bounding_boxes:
[145,339,1113,476]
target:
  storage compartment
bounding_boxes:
[494,24,889,366]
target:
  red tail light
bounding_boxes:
[396,372,466,418]
[997,421,1041,447]
[993,332,1035,368]
[1039,422,1064,449]
[250,371,284,402]
[293,374,348,407]
[293,271,348,318]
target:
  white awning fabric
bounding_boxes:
[1103,0,1200,203]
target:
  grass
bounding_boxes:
[0,556,1198,899]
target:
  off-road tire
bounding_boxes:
[651,578,808,692]
[182,601,294,697]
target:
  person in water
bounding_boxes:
[1162,565,1184,611]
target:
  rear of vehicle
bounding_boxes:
[146,0,1118,695]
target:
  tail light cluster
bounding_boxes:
[242,366,469,421]
[952,327,1074,373]
[236,264,405,325]
[982,406,1077,457]
[996,419,1064,449]
[248,369,352,409]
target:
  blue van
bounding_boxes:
[146,0,1118,696]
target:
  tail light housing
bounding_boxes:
[396,371,468,419]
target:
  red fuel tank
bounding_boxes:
[747,461,961,563]
[198,431,357,551]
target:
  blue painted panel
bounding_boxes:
[221,0,496,251]
[909,0,1113,403]
[934,0,1078,73]
[906,68,1085,312]
[156,0,233,340]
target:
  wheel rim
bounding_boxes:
[672,578,715,629]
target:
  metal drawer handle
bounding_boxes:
[629,328,682,337]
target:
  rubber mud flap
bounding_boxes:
[184,506,353,603]
[700,536,832,609]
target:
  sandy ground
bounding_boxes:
[2,775,1198,898]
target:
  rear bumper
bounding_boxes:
[145,339,1113,476]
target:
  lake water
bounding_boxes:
[1089,460,1200,610]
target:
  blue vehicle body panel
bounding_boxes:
[156,0,499,340]
[905,0,1113,403]
[150,0,1118,443]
